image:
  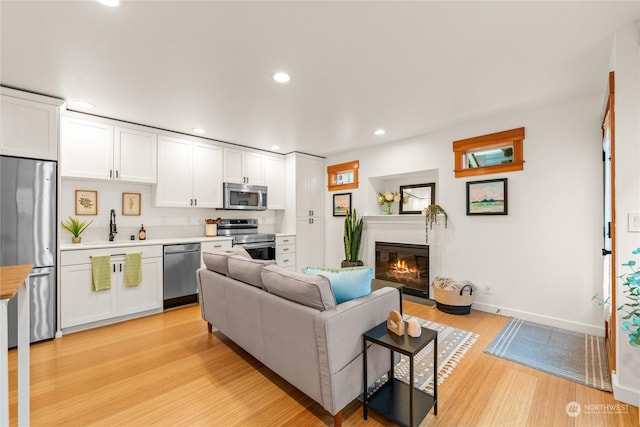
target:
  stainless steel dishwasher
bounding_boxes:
[163,243,201,309]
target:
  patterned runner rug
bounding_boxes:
[370,315,479,394]
[485,318,612,391]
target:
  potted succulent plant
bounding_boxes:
[61,216,94,243]
[424,204,448,243]
[342,209,364,267]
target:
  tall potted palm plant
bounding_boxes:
[342,209,364,267]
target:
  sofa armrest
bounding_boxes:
[314,287,401,414]
[197,267,230,334]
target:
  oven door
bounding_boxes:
[237,242,275,260]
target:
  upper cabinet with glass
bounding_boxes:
[453,127,525,178]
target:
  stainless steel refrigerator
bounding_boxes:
[1,155,57,347]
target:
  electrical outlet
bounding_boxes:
[483,285,492,294]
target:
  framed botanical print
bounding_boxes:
[122,192,141,216]
[75,190,97,215]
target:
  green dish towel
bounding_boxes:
[91,255,111,291]
[125,252,142,287]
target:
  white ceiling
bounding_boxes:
[1,1,638,157]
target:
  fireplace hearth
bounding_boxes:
[375,241,429,298]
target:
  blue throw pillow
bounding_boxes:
[302,266,373,304]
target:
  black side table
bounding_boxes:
[361,321,438,427]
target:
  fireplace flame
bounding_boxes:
[394,260,412,274]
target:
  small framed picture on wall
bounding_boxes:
[333,193,352,217]
[75,190,98,215]
[466,178,508,215]
[122,192,141,216]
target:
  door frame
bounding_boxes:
[602,71,616,371]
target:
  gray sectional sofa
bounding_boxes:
[196,248,400,426]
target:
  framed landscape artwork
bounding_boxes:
[333,193,351,216]
[75,190,97,215]
[466,178,507,215]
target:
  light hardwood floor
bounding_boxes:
[8,301,639,426]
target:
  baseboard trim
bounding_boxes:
[471,302,605,337]
[61,307,163,335]
[612,372,640,407]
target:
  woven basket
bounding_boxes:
[434,284,474,315]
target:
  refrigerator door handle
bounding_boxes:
[29,271,50,278]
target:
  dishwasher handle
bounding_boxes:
[163,243,201,255]
[166,249,201,255]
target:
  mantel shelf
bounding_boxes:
[363,215,425,225]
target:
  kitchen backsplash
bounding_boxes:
[60,179,282,244]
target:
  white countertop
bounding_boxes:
[60,236,233,251]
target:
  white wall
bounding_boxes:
[60,179,280,244]
[325,92,605,337]
[609,21,640,408]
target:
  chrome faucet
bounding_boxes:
[109,209,117,241]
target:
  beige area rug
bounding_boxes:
[369,315,479,395]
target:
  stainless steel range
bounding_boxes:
[217,219,276,260]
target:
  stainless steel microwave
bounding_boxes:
[223,182,268,210]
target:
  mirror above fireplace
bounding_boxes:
[399,183,436,215]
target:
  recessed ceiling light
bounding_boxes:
[273,72,290,83]
[374,129,386,136]
[270,145,280,151]
[73,100,95,109]
[192,128,206,134]
[96,0,120,7]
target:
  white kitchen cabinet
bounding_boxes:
[114,126,157,183]
[155,136,191,206]
[284,153,325,271]
[193,142,223,208]
[276,235,296,271]
[61,117,113,179]
[60,245,163,332]
[223,148,264,184]
[0,88,62,161]
[156,136,223,208]
[61,116,157,183]
[60,261,117,327]
[200,239,233,267]
[295,155,324,218]
[116,255,163,316]
[264,155,285,209]
[296,217,323,271]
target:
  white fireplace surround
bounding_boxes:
[362,215,442,293]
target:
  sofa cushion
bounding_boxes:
[261,265,336,311]
[302,266,373,304]
[202,246,251,275]
[228,255,276,288]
